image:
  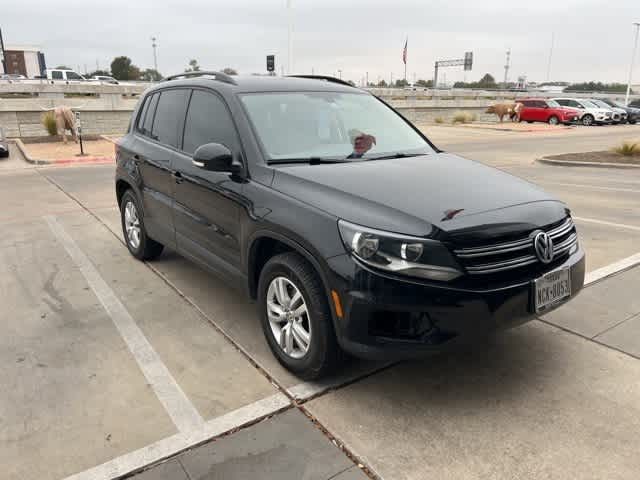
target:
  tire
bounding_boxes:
[582,114,594,126]
[548,115,559,125]
[258,252,342,380]
[120,190,164,261]
[630,120,637,125]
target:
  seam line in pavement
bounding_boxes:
[61,393,291,480]
[45,215,205,433]
[592,312,640,340]
[574,216,640,232]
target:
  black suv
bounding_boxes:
[115,72,585,379]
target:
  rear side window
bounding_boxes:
[52,71,63,80]
[182,90,239,155]
[137,93,160,138]
[151,89,190,148]
[136,96,151,132]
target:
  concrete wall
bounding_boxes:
[1,82,638,137]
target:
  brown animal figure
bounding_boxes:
[486,103,523,123]
[54,106,78,144]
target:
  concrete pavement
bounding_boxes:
[2,125,640,479]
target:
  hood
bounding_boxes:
[271,153,562,237]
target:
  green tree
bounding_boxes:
[185,59,201,72]
[222,67,238,75]
[110,56,140,80]
[394,79,409,88]
[478,73,496,88]
[377,79,388,87]
[415,79,433,88]
[141,69,163,81]
[565,82,628,93]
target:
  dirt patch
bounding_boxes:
[546,151,640,164]
[21,140,115,161]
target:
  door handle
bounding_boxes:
[172,171,184,184]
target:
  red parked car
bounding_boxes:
[518,99,580,125]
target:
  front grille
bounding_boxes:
[453,217,577,275]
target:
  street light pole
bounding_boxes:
[625,22,640,106]
[287,0,293,74]
[151,37,158,72]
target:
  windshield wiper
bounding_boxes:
[366,152,424,161]
[269,157,350,165]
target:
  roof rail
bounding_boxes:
[287,75,355,88]
[163,70,237,85]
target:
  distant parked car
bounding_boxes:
[588,99,626,124]
[45,69,86,82]
[553,98,613,126]
[518,99,580,125]
[90,75,119,84]
[0,73,27,81]
[599,98,640,124]
[0,128,9,158]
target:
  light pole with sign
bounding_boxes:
[74,111,86,156]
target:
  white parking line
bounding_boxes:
[585,252,640,285]
[45,215,204,433]
[573,216,640,232]
[62,392,290,480]
[541,181,640,193]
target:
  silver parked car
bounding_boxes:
[0,127,9,158]
[588,99,627,124]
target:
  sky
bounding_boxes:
[2,0,639,84]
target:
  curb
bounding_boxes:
[13,138,114,166]
[537,157,640,169]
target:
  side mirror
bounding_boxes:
[192,143,241,173]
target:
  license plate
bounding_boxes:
[534,268,571,313]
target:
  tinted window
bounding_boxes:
[520,100,532,107]
[52,71,63,80]
[183,90,239,155]
[66,71,82,80]
[151,89,189,148]
[136,96,151,132]
[141,93,160,137]
[555,99,568,106]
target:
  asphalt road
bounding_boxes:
[1,126,640,480]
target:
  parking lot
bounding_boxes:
[2,124,640,480]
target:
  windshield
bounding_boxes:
[240,91,434,162]
[547,100,560,107]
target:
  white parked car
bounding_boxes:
[588,99,627,124]
[90,75,119,84]
[45,69,86,82]
[552,98,613,126]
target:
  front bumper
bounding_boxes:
[326,247,585,360]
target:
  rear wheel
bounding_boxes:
[120,190,164,260]
[548,115,559,125]
[582,114,594,126]
[258,252,342,380]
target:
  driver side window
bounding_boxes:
[182,90,239,156]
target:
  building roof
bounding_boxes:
[5,45,42,52]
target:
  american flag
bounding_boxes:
[402,38,408,65]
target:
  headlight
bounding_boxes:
[338,220,463,281]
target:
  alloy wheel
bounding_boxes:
[124,201,141,250]
[266,276,311,359]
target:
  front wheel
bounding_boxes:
[120,190,164,260]
[258,252,342,380]
[548,115,559,125]
[582,114,594,126]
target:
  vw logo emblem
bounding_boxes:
[534,232,554,264]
